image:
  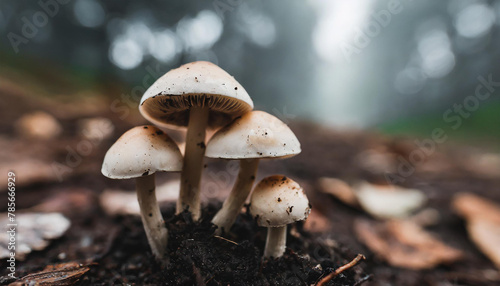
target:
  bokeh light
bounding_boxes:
[109,36,143,70]
[74,0,106,28]
[454,3,495,39]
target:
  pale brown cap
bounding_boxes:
[205,111,300,159]
[101,125,183,179]
[250,175,311,227]
[139,61,253,129]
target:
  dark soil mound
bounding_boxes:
[86,204,367,285]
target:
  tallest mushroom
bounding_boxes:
[140,61,253,220]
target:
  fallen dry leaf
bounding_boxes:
[14,111,62,140]
[9,262,92,286]
[408,208,440,227]
[453,193,500,224]
[354,148,397,174]
[318,178,427,219]
[467,219,500,270]
[355,182,427,219]
[354,218,463,269]
[27,188,96,217]
[0,213,71,260]
[77,117,114,141]
[462,152,500,179]
[453,193,500,269]
[0,159,59,191]
[318,177,358,207]
[303,208,332,232]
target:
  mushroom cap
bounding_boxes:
[139,61,254,129]
[250,175,311,227]
[101,125,183,179]
[205,111,301,159]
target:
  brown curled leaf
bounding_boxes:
[9,262,93,286]
[354,219,463,270]
[453,193,500,269]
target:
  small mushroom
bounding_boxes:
[101,125,182,260]
[140,61,253,220]
[206,111,301,233]
[250,175,311,258]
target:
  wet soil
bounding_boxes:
[0,202,366,285]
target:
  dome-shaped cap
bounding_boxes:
[102,125,183,179]
[205,111,301,159]
[139,61,253,129]
[250,175,311,227]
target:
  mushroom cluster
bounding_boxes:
[102,61,310,260]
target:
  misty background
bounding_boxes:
[1,0,499,146]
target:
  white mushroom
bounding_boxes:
[101,125,183,260]
[250,175,311,258]
[206,111,301,233]
[140,61,253,220]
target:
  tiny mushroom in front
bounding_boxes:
[206,111,301,233]
[101,125,183,260]
[139,61,253,220]
[250,175,311,258]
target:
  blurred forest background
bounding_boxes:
[1,2,500,284]
[0,0,499,148]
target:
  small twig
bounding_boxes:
[213,235,239,245]
[205,275,215,284]
[316,254,366,286]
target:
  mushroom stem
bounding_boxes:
[136,174,168,260]
[212,158,259,234]
[178,106,209,220]
[264,226,287,258]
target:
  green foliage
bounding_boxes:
[378,101,500,149]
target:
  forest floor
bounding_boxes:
[0,76,499,285]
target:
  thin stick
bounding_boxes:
[316,254,365,286]
[214,235,239,245]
